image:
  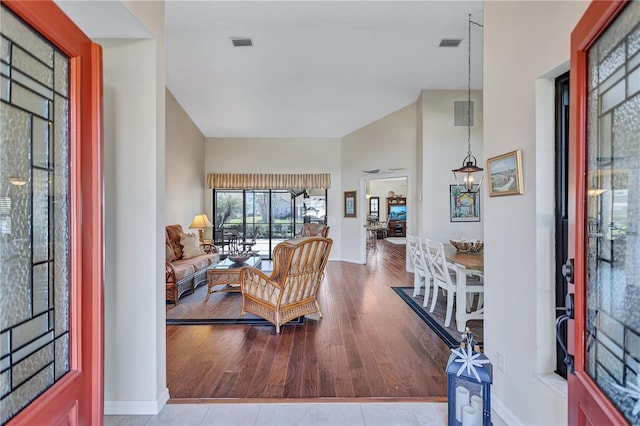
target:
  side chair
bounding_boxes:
[239,236,333,333]
[422,238,483,328]
[406,235,431,303]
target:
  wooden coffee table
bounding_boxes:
[205,256,262,301]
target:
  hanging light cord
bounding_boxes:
[467,14,483,161]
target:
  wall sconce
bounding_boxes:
[189,214,213,242]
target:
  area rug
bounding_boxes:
[386,237,406,245]
[392,286,483,348]
[166,283,304,326]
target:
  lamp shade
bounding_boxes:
[189,214,213,229]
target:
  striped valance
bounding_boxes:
[207,173,331,190]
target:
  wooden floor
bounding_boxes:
[166,241,451,400]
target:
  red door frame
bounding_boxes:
[568,1,629,424]
[3,1,104,425]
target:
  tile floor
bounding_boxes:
[105,402,508,425]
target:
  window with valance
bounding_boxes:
[206,173,331,190]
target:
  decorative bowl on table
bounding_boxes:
[228,254,250,265]
[450,239,484,254]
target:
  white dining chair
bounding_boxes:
[466,270,484,313]
[407,235,431,303]
[422,238,483,328]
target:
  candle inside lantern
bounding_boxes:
[461,405,477,426]
[455,385,470,422]
[471,394,483,425]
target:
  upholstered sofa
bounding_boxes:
[166,224,220,304]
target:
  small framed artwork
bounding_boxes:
[487,149,524,197]
[450,185,480,222]
[344,191,357,218]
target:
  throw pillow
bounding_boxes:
[166,243,177,262]
[181,233,203,259]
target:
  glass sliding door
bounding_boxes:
[214,190,243,254]
[293,190,305,236]
[271,190,293,249]
[304,189,327,224]
[213,188,328,259]
[245,190,269,255]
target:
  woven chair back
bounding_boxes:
[271,237,332,304]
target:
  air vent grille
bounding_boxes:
[439,39,462,47]
[454,101,474,126]
[231,38,253,47]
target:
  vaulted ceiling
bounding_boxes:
[57,1,483,138]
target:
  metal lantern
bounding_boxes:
[446,338,492,426]
[451,14,484,194]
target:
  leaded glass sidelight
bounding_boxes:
[0,5,70,424]
[586,1,640,424]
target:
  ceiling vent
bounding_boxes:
[439,38,462,47]
[231,38,253,47]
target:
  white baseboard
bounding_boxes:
[104,387,170,415]
[492,395,523,425]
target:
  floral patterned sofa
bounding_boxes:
[166,224,220,304]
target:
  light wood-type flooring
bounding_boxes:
[166,240,450,400]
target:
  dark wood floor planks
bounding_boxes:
[166,240,451,400]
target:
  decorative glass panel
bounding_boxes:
[12,46,53,90]
[0,36,9,62]
[0,8,52,66]
[0,5,70,424]
[54,51,67,96]
[586,2,640,424]
[31,116,49,168]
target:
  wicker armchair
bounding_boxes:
[299,223,330,237]
[239,236,333,333]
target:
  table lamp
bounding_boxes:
[188,214,213,242]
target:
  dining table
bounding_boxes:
[443,244,484,332]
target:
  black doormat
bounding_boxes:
[392,286,483,349]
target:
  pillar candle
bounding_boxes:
[470,395,483,426]
[461,405,477,426]
[455,386,470,422]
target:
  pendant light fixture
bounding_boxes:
[452,14,484,193]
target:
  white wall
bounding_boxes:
[165,88,206,229]
[419,90,483,242]
[204,138,342,259]
[483,1,589,425]
[341,103,416,263]
[101,0,168,415]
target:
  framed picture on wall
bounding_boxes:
[487,149,524,196]
[450,185,480,222]
[344,191,357,218]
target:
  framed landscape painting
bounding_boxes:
[450,185,480,222]
[487,149,524,196]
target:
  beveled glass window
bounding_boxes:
[0,5,70,424]
[586,1,640,423]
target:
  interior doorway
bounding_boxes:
[366,176,407,225]
[364,176,408,258]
